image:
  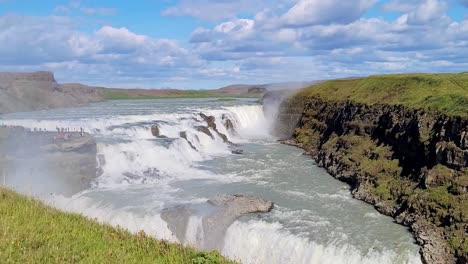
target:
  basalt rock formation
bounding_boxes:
[195,126,215,139]
[276,96,467,264]
[199,113,231,143]
[179,131,198,151]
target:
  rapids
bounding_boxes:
[1,98,422,264]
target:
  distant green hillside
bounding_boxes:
[103,90,217,100]
[102,88,264,100]
[295,73,468,117]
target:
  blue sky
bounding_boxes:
[0,0,467,89]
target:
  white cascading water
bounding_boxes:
[222,220,421,264]
[1,101,422,264]
[3,105,268,183]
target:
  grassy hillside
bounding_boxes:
[296,73,468,117]
[0,187,234,264]
[102,89,263,100]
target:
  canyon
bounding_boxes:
[273,74,467,264]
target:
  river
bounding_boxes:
[1,98,421,264]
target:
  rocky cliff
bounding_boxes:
[274,93,468,263]
[0,71,104,114]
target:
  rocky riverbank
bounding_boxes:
[272,79,467,263]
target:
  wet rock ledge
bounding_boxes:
[162,195,273,250]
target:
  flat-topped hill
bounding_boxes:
[0,71,56,83]
[0,71,272,113]
[295,73,468,117]
[0,71,104,114]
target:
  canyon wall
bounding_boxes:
[275,95,467,264]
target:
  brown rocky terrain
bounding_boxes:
[0,71,281,114]
[0,72,104,114]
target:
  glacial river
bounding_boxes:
[1,98,421,264]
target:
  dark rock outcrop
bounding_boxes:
[200,113,217,129]
[151,125,160,137]
[221,114,235,132]
[277,97,467,264]
[179,131,197,151]
[199,113,231,143]
[195,126,214,139]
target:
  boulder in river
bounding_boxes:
[207,194,273,214]
[200,113,217,129]
[151,125,160,137]
[231,149,244,155]
[199,113,231,143]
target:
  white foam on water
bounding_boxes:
[96,139,216,186]
[315,192,352,201]
[1,105,269,188]
[48,193,178,243]
[203,105,271,141]
[185,215,206,247]
[222,220,422,264]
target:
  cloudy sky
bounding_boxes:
[0,0,467,89]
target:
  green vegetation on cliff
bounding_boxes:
[297,73,468,117]
[0,187,234,264]
[280,82,468,262]
[294,128,468,262]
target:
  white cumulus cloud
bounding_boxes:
[282,0,377,26]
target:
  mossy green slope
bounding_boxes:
[279,73,468,262]
[103,90,261,100]
[296,73,468,117]
[0,188,235,264]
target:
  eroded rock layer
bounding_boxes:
[276,96,467,264]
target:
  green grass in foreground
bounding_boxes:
[296,73,468,117]
[0,187,235,264]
